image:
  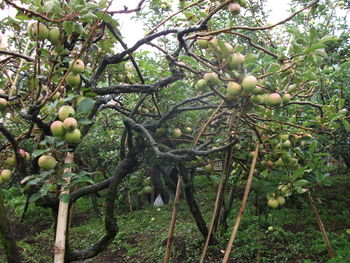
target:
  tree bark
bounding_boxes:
[0,189,22,263]
[178,163,216,244]
[66,140,142,261]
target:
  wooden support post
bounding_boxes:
[53,152,74,263]
[307,191,335,258]
[163,176,183,263]
[222,143,259,263]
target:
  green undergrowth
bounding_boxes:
[1,173,350,263]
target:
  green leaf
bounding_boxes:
[63,172,76,178]
[81,12,98,21]
[309,141,317,153]
[15,11,30,20]
[293,179,309,187]
[32,148,50,157]
[29,192,43,203]
[341,119,350,132]
[338,99,345,110]
[320,35,338,44]
[77,97,95,116]
[292,166,306,180]
[85,2,100,9]
[303,43,325,54]
[78,118,93,125]
[42,1,56,13]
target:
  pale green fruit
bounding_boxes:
[51,92,60,101]
[6,156,16,167]
[184,127,192,134]
[267,198,279,208]
[38,155,57,170]
[30,23,49,40]
[156,127,166,135]
[197,39,209,49]
[282,140,291,149]
[275,158,284,168]
[250,95,263,104]
[241,75,257,92]
[143,186,152,194]
[279,133,289,141]
[224,42,234,53]
[65,128,81,143]
[231,53,245,69]
[229,3,241,15]
[25,152,31,161]
[282,93,291,104]
[66,72,81,87]
[172,128,182,139]
[226,82,241,96]
[204,163,214,173]
[203,72,221,86]
[0,98,8,109]
[48,27,60,44]
[63,117,78,132]
[238,0,247,7]
[70,59,85,74]
[0,169,12,181]
[268,226,274,231]
[196,79,207,91]
[50,120,65,137]
[277,196,286,206]
[265,93,282,106]
[58,105,75,121]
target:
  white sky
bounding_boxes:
[0,0,290,47]
[114,0,290,46]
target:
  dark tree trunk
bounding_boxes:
[66,141,142,262]
[0,189,22,263]
[178,163,217,244]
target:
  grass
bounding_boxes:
[1,172,350,262]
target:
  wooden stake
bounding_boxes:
[307,191,335,258]
[222,143,259,263]
[54,152,74,263]
[163,176,183,263]
[199,147,233,263]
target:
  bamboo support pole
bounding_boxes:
[307,191,335,258]
[163,176,183,263]
[222,143,259,263]
[53,152,74,263]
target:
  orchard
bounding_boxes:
[0,0,350,262]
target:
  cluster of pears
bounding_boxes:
[155,126,192,139]
[66,59,85,87]
[196,36,292,108]
[2,149,31,183]
[0,89,8,111]
[28,22,60,44]
[267,194,286,209]
[50,105,81,143]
